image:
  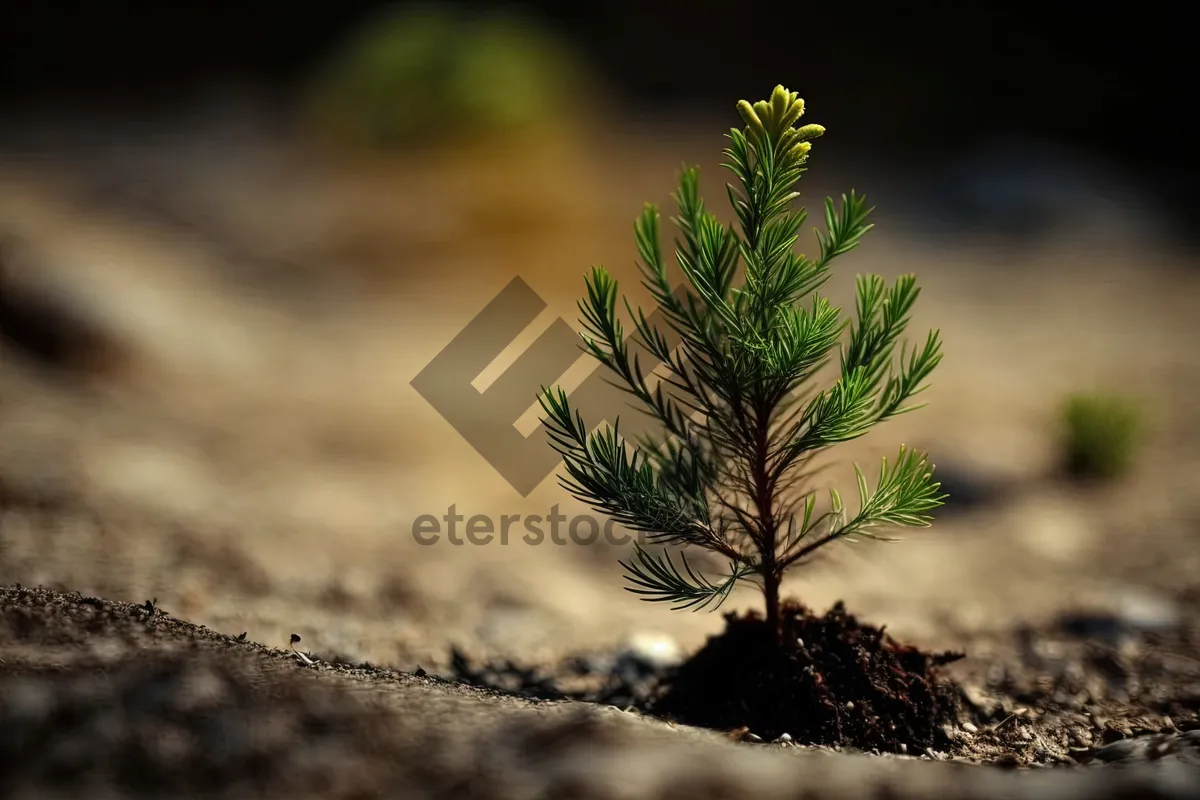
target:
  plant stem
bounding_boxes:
[763,567,781,644]
[750,394,783,645]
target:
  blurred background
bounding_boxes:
[2,1,1197,672]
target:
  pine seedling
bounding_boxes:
[539,86,945,642]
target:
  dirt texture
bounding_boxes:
[3,586,1200,800]
[2,100,1200,797]
[650,602,964,750]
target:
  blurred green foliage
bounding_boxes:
[306,4,593,149]
[1060,391,1143,480]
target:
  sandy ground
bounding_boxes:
[1,103,1199,796]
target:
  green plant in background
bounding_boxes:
[1061,392,1143,479]
[306,4,592,149]
[540,86,946,643]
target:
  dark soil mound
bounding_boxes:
[650,600,964,752]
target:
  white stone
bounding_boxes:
[619,631,683,670]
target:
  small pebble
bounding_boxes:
[1094,739,1138,763]
[1117,588,1182,633]
[845,701,855,711]
[1148,739,1174,759]
[962,722,979,734]
[775,733,793,744]
[619,631,683,670]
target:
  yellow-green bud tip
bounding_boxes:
[736,99,764,133]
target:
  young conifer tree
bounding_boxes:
[539,86,945,643]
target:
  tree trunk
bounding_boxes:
[763,569,782,645]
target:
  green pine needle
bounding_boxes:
[538,85,946,622]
